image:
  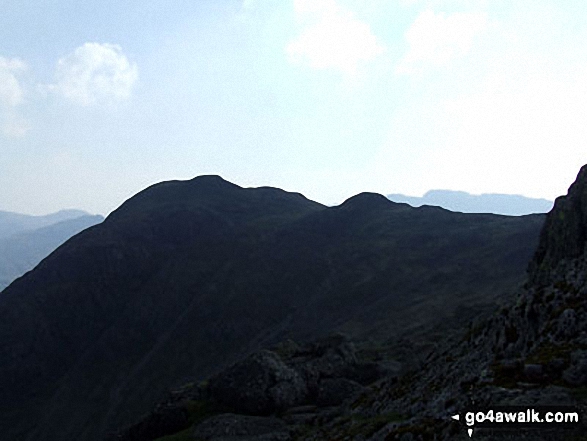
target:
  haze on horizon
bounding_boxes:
[1,0,586,216]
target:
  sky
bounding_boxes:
[1,0,586,216]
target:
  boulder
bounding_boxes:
[207,350,307,415]
[287,334,369,392]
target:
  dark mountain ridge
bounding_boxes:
[115,171,587,440]
[0,175,545,441]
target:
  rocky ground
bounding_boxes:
[109,273,587,441]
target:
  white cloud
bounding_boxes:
[2,116,30,138]
[0,57,28,138]
[0,57,26,107]
[424,57,587,198]
[50,43,138,106]
[286,0,385,76]
[396,9,487,74]
[365,0,587,201]
[371,53,587,200]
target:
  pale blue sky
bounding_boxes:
[1,0,586,215]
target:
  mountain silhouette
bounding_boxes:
[0,175,544,440]
[120,167,587,441]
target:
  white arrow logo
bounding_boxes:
[450,414,473,437]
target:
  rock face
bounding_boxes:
[530,164,587,285]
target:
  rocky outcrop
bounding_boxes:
[207,350,308,415]
[205,334,385,416]
[530,164,587,285]
[110,334,390,440]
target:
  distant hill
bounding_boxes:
[0,209,91,239]
[0,211,103,291]
[387,189,553,215]
[0,175,544,441]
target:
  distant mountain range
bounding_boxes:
[0,176,545,440]
[387,189,553,215]
[0,210,103,290]
[0,209,92,239]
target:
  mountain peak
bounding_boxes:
[340,192,396,211]
[106,175,242,219]
[529,164,587,283]
[189,174,234,186]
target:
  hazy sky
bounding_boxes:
[1,0,586,215]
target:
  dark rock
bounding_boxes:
[286,334,365,393]
[523,364,544,382]
[399,432,415,441]
[192,413,290,440]
[109,405,189,441]
[280,405,318,426]
[556,308,578,338]
[282,405,317,415]
[207,350,307,415]
[346,361,391,386]
[498,358,522,372]
[545,357,567,379]
[530,164,587,285]
[315,378,365,407]
[562,350,587,386]
[502,385,575,406]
